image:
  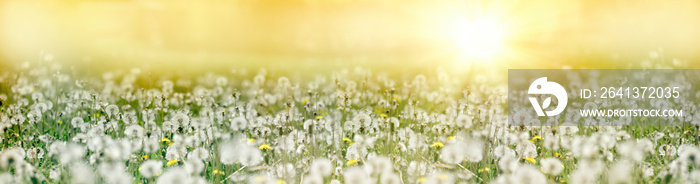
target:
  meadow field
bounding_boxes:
[2,0,700,183]
[0,56,698,184]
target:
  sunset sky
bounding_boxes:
[1,0,699,74]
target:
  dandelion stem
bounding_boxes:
[220,165,246,184]
[456,163,483,182]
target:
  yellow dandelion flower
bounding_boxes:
[57,120,63,125]
[166,159,178,166]
[431,141,444,148]
[448,136,455,140]
[478,168,490,173]
[417,177,426,183]
[342,137,352,142]
[140,155,149,161]
[380,113,387,118]
[302,99,309,105]
[346,159,358,166]
[213,170,225,175]
[525,157,537,164]
[259,144,272,150]
[277,179,286,184]
[93,113,100,118]
[531,135,543,142]
[159,138,171,143]
[393,96,401,102]
[316,116,323,120]
[248,138,256,143]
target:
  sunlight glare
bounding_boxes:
[452,19,506,60]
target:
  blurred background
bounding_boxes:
[1,0,700,78]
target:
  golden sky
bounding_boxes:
[1,0,699,72]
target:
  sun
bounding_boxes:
[451,19,506,60]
